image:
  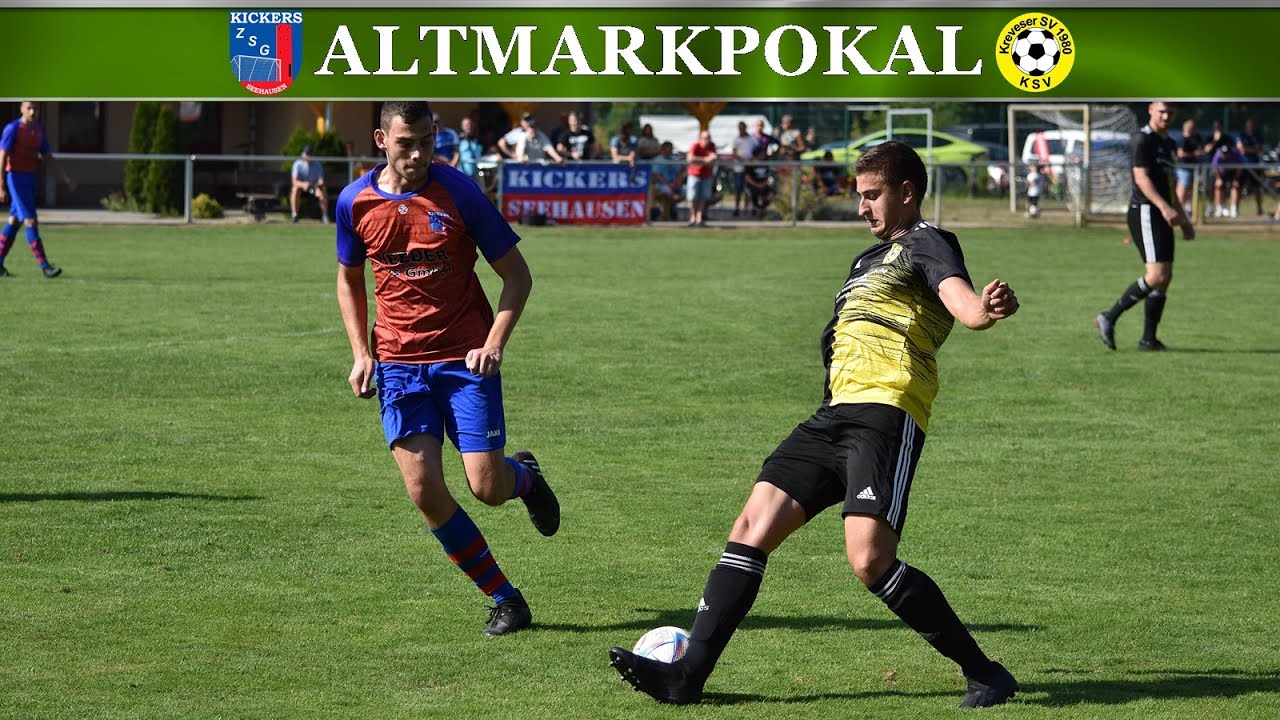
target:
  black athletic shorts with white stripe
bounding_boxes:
[757,402,925,534]
[1128,202,1175,263]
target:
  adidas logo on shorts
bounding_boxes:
[856,486,877,501]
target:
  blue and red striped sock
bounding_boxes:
[0,222,17,262]
[506,456,533,499]
[25,227,50,269]
[430,507,518,603]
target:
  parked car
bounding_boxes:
[800,128,989,188]
[1020,129,1131,181]
[946,122,1055,152]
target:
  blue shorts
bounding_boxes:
[687,176,713,202]
[6,172,38,222]
[1175,167,1194,189]
[375,361,507,453]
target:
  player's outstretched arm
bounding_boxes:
[336,263,375,398]
[938,277,1019,331]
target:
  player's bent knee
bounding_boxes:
[464,463,508,506]
[1146,270,1172,289]
[468,483,507,507]
[846,547,895,587]
[403,474,453,518]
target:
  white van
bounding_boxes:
[1021,129,1131,177]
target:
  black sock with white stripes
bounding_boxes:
[1143,290,1167,341]
[869,559,991,677]
[681,542,767,683]
[1107,277,1151,320]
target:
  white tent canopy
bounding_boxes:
[638,114,772,152]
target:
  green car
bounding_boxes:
[800,129,990,186]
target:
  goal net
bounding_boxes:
[1009,104,1139,223]
[232,55,281,83]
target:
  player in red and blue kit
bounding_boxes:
[336,101,559,636]
[0,102,71,278]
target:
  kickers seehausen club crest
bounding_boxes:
[229,10,303,96]
[995,13,1074,93]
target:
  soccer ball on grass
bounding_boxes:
[633,626,690,663]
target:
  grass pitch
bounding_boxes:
[1,222,1278,719]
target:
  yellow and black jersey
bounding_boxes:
[821,222,971,432]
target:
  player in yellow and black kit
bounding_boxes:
[609,141,1021,710]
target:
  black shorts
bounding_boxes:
[1128,203,1174,264]
[758,403,926,534]
[1237,166,1261,190]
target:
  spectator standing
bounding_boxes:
[514,123,564,164]
[751,118,778,158]
[1210,141,1244,218]
[730,121,757,217]
[548,112,570,152]
[1203,120,1232,216]
[1174,119,1202,216]
[433,113,460,167]
[1234,118,1264,217]
[458,116,484,182]
[776,115,806,159]
[498,114,535,158]
[685,129,716,227]
[557,111,596,161]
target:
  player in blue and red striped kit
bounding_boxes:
[335,101,559,636]
[0,102,72,278]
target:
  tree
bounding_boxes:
[124,102,159,207]
[279,127,346,173]
[143,105,182,214]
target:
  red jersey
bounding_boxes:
[336,163,520,364]
[688,140,716,178]
[0,119,51,174]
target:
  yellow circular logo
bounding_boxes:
[995,13,1075,93]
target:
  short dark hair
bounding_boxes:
[855,140,928,203]
[380,101,433,131]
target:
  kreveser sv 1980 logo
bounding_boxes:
[995,13,1075,93]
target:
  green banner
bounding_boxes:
[4,6,1277,100]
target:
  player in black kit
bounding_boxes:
[1094,101,1195,352]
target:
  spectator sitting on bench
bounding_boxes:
[812,150,847,197]
[744,144,777,217]
[650,141,686,221]
[290,144,329,224]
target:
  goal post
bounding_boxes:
[1008,104,1140,227]
[1008,103,1089,225]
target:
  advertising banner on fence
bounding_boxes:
[4,5,1280,100]
[501,163,651,226]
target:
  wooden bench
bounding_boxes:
[235,191,279,222]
